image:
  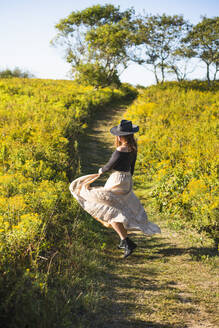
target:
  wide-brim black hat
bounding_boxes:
[110,119,139,136]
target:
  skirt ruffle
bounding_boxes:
[69,171,161,235]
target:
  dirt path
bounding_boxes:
[78,104,219,328]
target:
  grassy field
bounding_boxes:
[0,78,136,327]
[124,81,219,248]
[0,78,218,327]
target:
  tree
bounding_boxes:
[74,62,120,87]
[51,4,135,86]
[134,14,192,83]
[183,16,219,83]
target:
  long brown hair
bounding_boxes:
[115,134,137,152]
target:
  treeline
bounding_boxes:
[0,67,34,78]
[124,80,219,248]
[52,4,219,86]
[0,77,137,327]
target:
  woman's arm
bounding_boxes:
[99,150,121,174]
[130,152,137,175]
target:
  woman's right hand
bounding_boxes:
[98,168,103,175]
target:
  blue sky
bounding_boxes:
[0,0,218,86]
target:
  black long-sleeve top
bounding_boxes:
[101,149,137,175]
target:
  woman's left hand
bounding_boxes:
[98,168,103,175]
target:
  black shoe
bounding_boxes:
[117,239,126,249]
[123,237,137,258]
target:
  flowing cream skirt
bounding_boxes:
[69,171,161,235]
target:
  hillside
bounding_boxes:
[0,78,218,328]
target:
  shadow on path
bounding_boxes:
[157,246,218,259]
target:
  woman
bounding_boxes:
[69,119,161,258]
